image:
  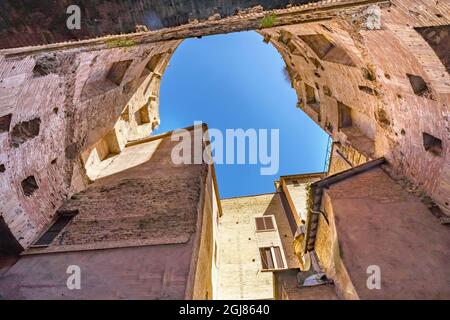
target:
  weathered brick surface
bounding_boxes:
[261,1,450,215]
[28,130,205,252]
[0,128,218,299]
[0,244,194,299]
[0,40,179,248]
[317,167,450,299]
[0,0,449,301]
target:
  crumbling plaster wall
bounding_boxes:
[260,0,450,215]
[0,39,180,249]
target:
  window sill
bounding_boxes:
[261,268,288,273]
[255,229,277,233]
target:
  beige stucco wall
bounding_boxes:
[217,193,298,300]
[281,174,322,222]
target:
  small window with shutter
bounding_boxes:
[254,216,275,232]
[259,246,285,270]
[32,210,78,247]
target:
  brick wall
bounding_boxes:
[0,40,180,248]
[316,167,450,299]
[0,128,218,299]
[261,1,450,215]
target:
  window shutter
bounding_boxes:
[265,248,275,269]
[255,217,265,231]
[33,210,78,247]
[255,216,276,231]
[264,216,274,230]
[273,246,284,269]
[260,247,276,270]
[259,248,268,269]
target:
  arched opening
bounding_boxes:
[154,31,329,198]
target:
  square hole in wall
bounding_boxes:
[21,176,39,196]
[299,34,335,59]
[106,60,133,86]
[94,129,121,162]
[423,132,443,156]
[338,101,353,129]
[135,105,151,125]
[143,52,166,75]
[305,83,321,117]
[406,74,431,96]
[0,114,12,133]
[299,34,355,66]
[0,216,23,254]
[259,246,285,270]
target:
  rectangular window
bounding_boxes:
[423,132,443,156]
[255,216,275,232]
[106,60,133,86]
[259,246,285,270]
[273,246,284,269]
[338,101,352,129]
[305,83,317,105]
[32,210,78,247]
[135,105,151,125]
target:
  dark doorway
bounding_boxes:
[0,216,23,255]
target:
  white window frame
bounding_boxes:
[254,215,276,232]
[259,246,286,271]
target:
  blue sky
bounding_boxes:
[155,31,329,198]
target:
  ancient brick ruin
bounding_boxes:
[0,0,449,299]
